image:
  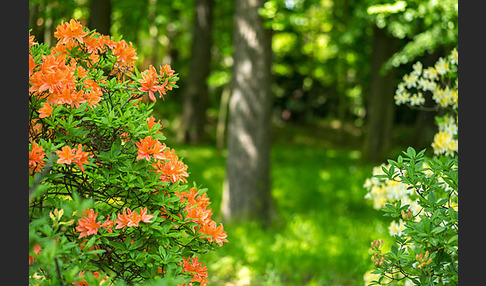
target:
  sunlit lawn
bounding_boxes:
[170,123,391,285]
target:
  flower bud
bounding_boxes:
[401,209,413,221]
[371,239,383,252]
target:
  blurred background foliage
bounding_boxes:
[29,0,457,284]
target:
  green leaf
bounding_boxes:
[431,226,446,235]
[87,249,106,255]
[129,239,144,250]
[428,191,437,205]
[447,235,458,245]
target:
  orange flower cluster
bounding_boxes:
[29,51,103,109]
[75,207,153,239]
[56,144,92,173]
[29,243,42,265]
[175,187,228,247]
[29,19,141,117]
[54,19,88,45]
[75,209,102,239]
[151,147,189,184]
[134,134,188,184]
[113,39,138,67]
[138,65,166,103]
[114,207,154,230]
[135,136,167,161]
[137,64,176,103]
[29,141,46,175]
[181,256,208,286]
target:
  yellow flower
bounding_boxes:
[431,131,457,156]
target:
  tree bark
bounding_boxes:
[177,0,214,144]
[221,0,275,225]
[88,0,112,35]
[363,25,399,162]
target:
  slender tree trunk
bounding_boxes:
[43,1,53,46]
[177,0,214,144]
[148,0,159,66]
[88,0,111,35]
[216,83,231,152]
[221,0,275,225]
[363,25,399,162]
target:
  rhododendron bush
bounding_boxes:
[29,19,227,285]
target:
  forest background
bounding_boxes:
[27,0,459,285]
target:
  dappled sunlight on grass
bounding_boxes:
[171,143,388,285]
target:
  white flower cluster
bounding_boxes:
[364,48,458,286]
[394,48,458,110]
[431,116,458,156]
[394,48,459,156]
[363,164,422,237]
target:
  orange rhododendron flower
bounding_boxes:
[75,209,102,239]
[139,207,154,223]
[114,208,131,230]
[147,115,163,130]
[114,207,153,230]
[151,148,189,184]
[73,144,92,173]
[181,256,208,286]
[29,54,77,96]
[54,19,88,45]
[174,187,228,246]
[81,78,103,107]
[55,144,92,171]
[160,64,175,78]
[138,65,166,103]
[199,221,228,247]
[82,31,106,63]
[113,39,138,66]
[56,145,76,164]
[39,53,66,74]
[29,32,37,48]
[29,54,35,77]
[100,215,114,233]
[29,141,46,175]
[135,136,167,161]
[29,243,42,265]
[38,102,53,118]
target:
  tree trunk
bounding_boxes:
[177,0,214,144]
[88,0,112,35]
[363,25,399,162]
[221,0,275,225]
[148,0,159,66]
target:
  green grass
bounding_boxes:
[170,137,391,285]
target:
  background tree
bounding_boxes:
[88,0,112,35]
[221,0,275,225]
[362,25,399,162]
[177,0,214,144]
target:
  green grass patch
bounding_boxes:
[170,141,390,285]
